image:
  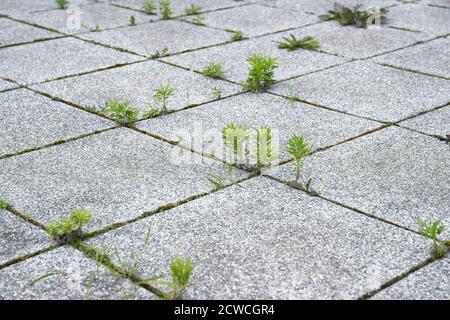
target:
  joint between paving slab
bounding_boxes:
[375,62,450,81]
[0,245,60,271]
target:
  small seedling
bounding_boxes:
[0,198,10,209]
[202,62,225,79]
[102,100,139,124]
[129,16,136,26]
[230,30,246,42]
[319,4,388,28]
[185,4,202,15]
[286,134,311,181]
[142,0,156,14]
[159,0,173,19]
[192,15,205,26]
[211,87,223,99]
[143,102,161,118]
[205,165,235,189]
[417,218,448,259]
[151,48,169,58]
[276,34,320,51]
[46,209,92,243]
[153,84,174,113]
[243,54,278,92]
[56,0,69,9]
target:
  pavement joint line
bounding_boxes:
[375,62,450,81]
[395,101,450,124]
[0,245,61,271]
[0,35,68,50]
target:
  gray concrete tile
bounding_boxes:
[79,19,231,56]
[0,79,17,91]
[15,3,154,35]
[161,27,349,82]
[270,61,450,122]
[33,60,242,115]
[0,209,51,265]
[0,18,60,47]
[373,257,450,300]
[88,177,431,299]
[136,92,380,161]
[0,0,92,15]
[387,3,450,35]
[423,0,450,8]
[182,4,318,37]
[0,246,155,300]
[373,38,450,79]
[0,89,114,156]
[0,37,141,85]
[0,127,250,231]
[270,126,450,235]
[401,106,450,138]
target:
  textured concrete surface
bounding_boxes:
[401,106,450,138]
[0,89,114,156]
[0,0,91,15]
[0,18,60,47]
[0,78,16,91]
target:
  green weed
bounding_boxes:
[159,0,173,19]
[142,0,156,14]
[185,4,202,15]
[102,100,139,124]
[243,54,278,92]
[202,62,225,79]
[276,34,320,51]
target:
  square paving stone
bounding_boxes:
[373,38,450,79]
[14,3,154,35]
[373,257,450,300]
[182,4,318,37]
[0,18,60,47]
[0,127,249,231]
[0,209,51,266]
[400,106,450,139]
[270,126,450,235]
[423,0,450,8]
[0,79,17,91]
[0,37,141,85]
[161,28,349,82]
[0,0,92,15]
[270,60,450,122]
[80,19,232,57]
[284,20,431,59]
[33,60,242,116]
[387,3,450,35]
[136,92,380,161]
[0,89,114,156]
[88,177,431,299]
[0,246,155,300]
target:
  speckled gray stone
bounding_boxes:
[80,19,231,57]
[88,177,431,299]
[162,28,349,82]
[401,106,450,138]
[15,3,153,35]
[387,4,450,35]
[0,127,249,231]
[0,0,91,15]
[373,257,450,300]
[0,209,51,265]
[0,79,16,91]
[270,61,450,122]
[136,92,380,161]
[423,0,450,8]
[182,4,318,37]
[285,21,431,59]
[0,89,114,156]
[270,127,450,235]
[373,38,450,79]
[0,246,155,300]
[0,37,140,85]
[33,60,242,115]
[0,18,59,47]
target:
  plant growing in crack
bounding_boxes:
[276,34,320,51]
[205,165,236,190]
[143,102,161,118]
[129,16,136,26]
[151,48,169,58]
[46,209,92,244]
[211,87,223,99]
[417,218,448,259]
[243,54,278,92]
[56,0,69,9]
[102,100,140,124]
[230,30,246,42]
[0,197,10,209]
[153,84,174,114]
[142,0,156,14]
[202,62,225,79]
[185,4,202,15]
[319,3,388,28]
[192,15,205,26]
[252,126,279,170]
[159,0,173,19]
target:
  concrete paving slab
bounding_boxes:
[401,106,450,138]
[88,177,431,299]
[161,27,349,82]
[80,19,231,56]
[270,126,450,235]
[423,0,450,8]
[181,4,318,37]
[0,0,92,15]
[0,127,249,231]
[270,60,450,122]
[0,209,51,265]
[33,60,242,115]
[0,246,155,300]
[373,38,450,79]
[136,92,380,161]
[0,89,114,156]
[0,37,141,85]
[373,257,450,300]
[0,18,60,47]
[0,79,17,91]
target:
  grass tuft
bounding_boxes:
[185,4,202,15]
[202,62,225,79]
[319,4,388,28]
[417,218,448,259]
[142,0,156,14]
[56,0,69,9]
[243,54,278,92]
[102,100,139,124]
[159,0,173,19]
[276,34,320,51]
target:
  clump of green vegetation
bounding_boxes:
[0,198,10,209]
[151,48,169,58]
[153,84,174,113]
[276,34,320,51]
[102,100,140,124]
[286,134,311,181]
[417,218,448,259]
[319,4,388,28]
[185,4,202,15]
[222,123,250,158]
[205,165,235,190]
[56,0,69,9]
[129,16,136,26]
[142,0,156,14]
[46,209,92,243]
[159,0,173,19]
[158,256,196,300]
[143,103,161,118]
[211,87,223,99]
[230,30,246,42]
[192,15,205,25]
[243,54,278,92]
[202,62,225,79]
